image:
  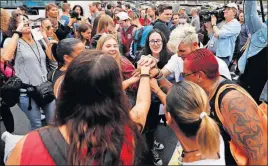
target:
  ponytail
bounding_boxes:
[196,114,220,157]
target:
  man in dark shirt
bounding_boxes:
[153,4,172,40]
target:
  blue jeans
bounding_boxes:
[18,93,56,130]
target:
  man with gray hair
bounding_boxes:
[190,8,200,32]
[206,3,241,65]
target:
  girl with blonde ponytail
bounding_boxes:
[166,80,225,165]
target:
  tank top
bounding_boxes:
[210,79,237,165]
[20,126,134,165]
[51,69,65,87]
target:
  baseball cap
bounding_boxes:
[225,3,238,11]
[116,12,131,21]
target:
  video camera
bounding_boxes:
[199,7,225,24]
[69,10,81,21]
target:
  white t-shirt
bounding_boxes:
[163,54,232,82]
[169,136,226,165]
[181,136,226,165]
[164,54,184,82]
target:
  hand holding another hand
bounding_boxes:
[150,78,161,94]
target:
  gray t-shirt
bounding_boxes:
[190,15,200,32]
[11,39,47,86]
[238,23,250,51]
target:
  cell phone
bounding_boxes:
[30,21,43,41]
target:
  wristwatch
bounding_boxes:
[212,24,217,27]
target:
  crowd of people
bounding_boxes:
[0,0,267,165]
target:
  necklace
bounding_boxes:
[21,38,42,67]
[181,149,199,158]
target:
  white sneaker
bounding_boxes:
[154,140,164,151]
[151,148,163,165]
[41,114,46,120]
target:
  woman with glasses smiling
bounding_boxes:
[138,29,173,165]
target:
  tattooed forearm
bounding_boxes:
[221,91,267,162]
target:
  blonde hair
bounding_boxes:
[166,81,220,157]
[96,34,121,67]
[167,25,198,53]
[96,15,114,34]
[45,3,58,18]
[0,8,10,32]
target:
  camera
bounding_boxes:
[199,7,225,24]
[69,10,81,20]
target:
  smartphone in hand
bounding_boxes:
[30,21,43,41]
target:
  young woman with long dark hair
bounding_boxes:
[139,28,173,165]
[7,50,151,165]
[76,23,92,49]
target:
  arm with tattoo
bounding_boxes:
[220,90,267,165]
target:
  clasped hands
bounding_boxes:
[129,55,162,94]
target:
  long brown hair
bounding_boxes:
[0,8,10,32]
[96,15,114,34]
[77,23,92,43]
[55,50,146,165]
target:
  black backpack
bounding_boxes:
[0,46,22,107]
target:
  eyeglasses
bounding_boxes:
[180,71,199,78]
[149,40,162,45]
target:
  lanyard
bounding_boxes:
[21,38,42,67]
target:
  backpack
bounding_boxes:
[38,127,121,165]
[214,84,267,165]
[130,25,153,62]
[0,44,21,107]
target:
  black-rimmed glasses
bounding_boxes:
[180,71,199,78]
[149,40,162,46]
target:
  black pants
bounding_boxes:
[238,47,268,104]
[0,103,14,133]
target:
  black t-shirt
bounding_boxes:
[55,22,72,41]
[152,19,171,41]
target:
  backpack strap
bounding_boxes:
[38,127,68,165]
[136,27,145,49]
[214,84,261,127]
